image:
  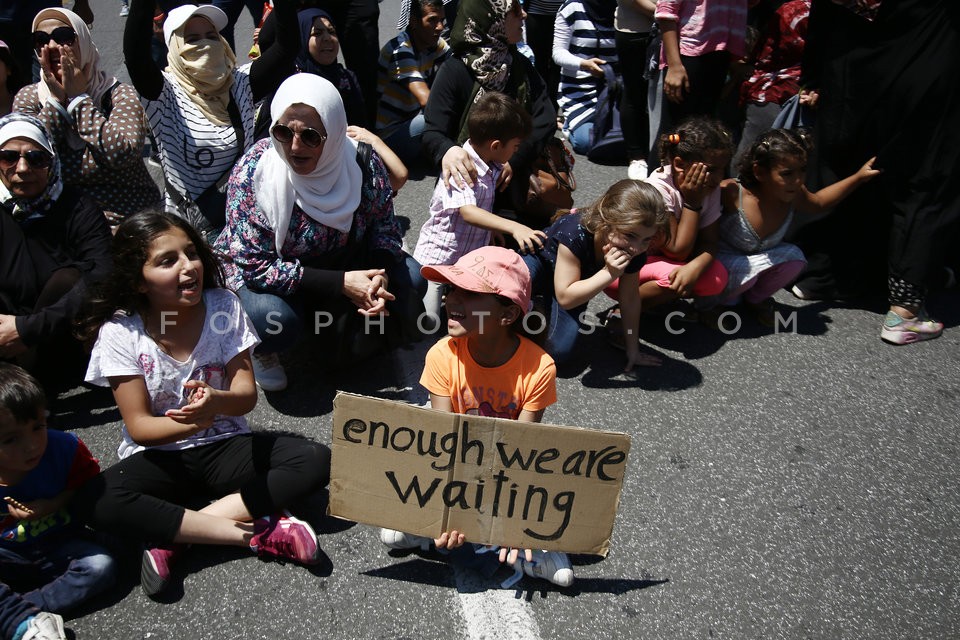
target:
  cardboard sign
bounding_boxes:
[329,392,631,556]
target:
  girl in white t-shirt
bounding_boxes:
[76,211,329,599]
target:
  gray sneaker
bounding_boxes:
[379,528,432,550]
[20,612,66,640]
[252,351,288,391]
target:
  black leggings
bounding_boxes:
[666,50,730,123]
[74,433,330,544]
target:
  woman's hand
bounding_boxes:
[343,269,396,316]
[580,57,607,77]
[664,63,690,103]
[676,161,711,209]
[59,46,91,101]
[602,244,632,279]
[164,380,218,428]
[39,46,68,105]
[496,161,513,192]
[346,125,376,145]
[798,89,819,108]
[0,315,26,357]
[441,145,477,190]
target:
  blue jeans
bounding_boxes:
[0,582,36,640]
[522,254,583,363]
[237,254,427,357]
[567,121,595,155]
[0,535,116,615]
[381,113,426,166]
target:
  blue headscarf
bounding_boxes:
[295,9,338,79]
[0,113,62,222]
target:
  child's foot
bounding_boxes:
[17,612,66,640]
[880,309,943,345]
[510,550,574,587]
[379,528,432,551]
[251,512,321,564]
[141,544,185,597]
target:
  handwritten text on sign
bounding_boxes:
[328,393,631,555]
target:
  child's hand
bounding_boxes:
[434,530,466,549]
[580,57,607,77]
[498,546,534,565]
[857,156,881,182]
[512,224,547,254]
[602,244,632,279]
[4,496,57,521]
[165,380,217,428]
[667,263,700,297]
[676,161,711,209]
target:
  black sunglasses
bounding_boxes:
[0,149,54,171]
[270,123,327,148]
[32,26,77,54]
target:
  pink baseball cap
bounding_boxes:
[421,247,532,312]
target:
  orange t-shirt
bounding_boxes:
[420,335,557,419]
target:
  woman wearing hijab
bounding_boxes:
[13,7,160,227]
[0,113,112,392]
[421,0,557,227]
[552,0,619,154]
[123,0,299,236]
[215,74,425,391]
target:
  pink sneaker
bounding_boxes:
[250,512,320,565]
[141,545,184,596]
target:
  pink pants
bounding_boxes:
[727,259,807,304]
[605,256,728,300]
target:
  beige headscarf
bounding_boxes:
[33,8,117,108]
[166,19,237,126]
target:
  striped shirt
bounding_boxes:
[376,31,450,138]
[143,66,256,210]
[413,140,501,267]
[553,1,619,133]
[655,0,748,65]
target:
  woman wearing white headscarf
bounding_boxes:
[13,7,159,225]
[123,0,299,234]
[215,74,425,391]
[0,113,112,392]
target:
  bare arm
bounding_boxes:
[459,205,547,253]
[407,80,431,108]
[347,126,409,193]
[797,157,879,214]
[111,350,257,447]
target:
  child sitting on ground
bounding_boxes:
[638,117,733,314]
[413,91,546,324]
[0,363,116,640]
[379,246,574,587]
[704,128,879,326]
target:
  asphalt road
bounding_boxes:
[45,2,960,638]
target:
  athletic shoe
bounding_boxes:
[119,3,129,17]
[379,528,432,550]
[627,159,648,180]
[252,351,288,391]
[790,284,817,301]
[19,612,66,640]
[251,513,320,564]
[880,309,943,345]
[140,545,183,597]
[511,550,574,587]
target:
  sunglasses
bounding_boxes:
[270,123,327,148]
[32,26,77,54]
[0,149,54,171]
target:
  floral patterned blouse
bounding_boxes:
[215,138,402,296]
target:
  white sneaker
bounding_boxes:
[627,159,648,180]
[252,351,288,391]
[379,528,432,550]
[20,612,66,640]
[119,4,129,16]
[511,550,574,587]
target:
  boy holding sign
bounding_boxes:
[379,247,574,587]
